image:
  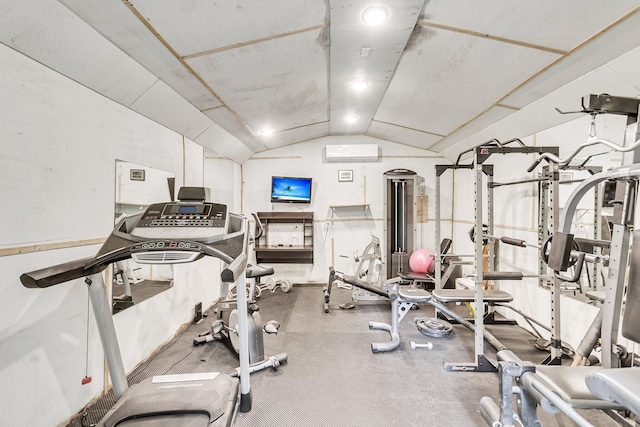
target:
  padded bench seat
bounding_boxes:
[586,367,640,415]
[431,288,513,303]
[398,271,434,282]
[497,350,621,410]
[534,365,621,410]
[397,286,432,303]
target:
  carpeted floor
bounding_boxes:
[67,283,620,427]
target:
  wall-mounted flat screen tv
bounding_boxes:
[271,176,312,203]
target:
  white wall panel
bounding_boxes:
[182,138,204,186]
[0,44,221,427]
[195,123,240,155]
[377,28,559,136]
[187,29,328,133]
[0,0,157,106]
[59,0,224,110]
[129,80,212,141]
[132,0,327,54]
[422,0,640,51]
[368,121,443,150]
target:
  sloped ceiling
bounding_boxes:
[1,0,640,163]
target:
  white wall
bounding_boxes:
[242,135,448,283]
[0,43,236,426]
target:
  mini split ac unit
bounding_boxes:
[325,144,379,162]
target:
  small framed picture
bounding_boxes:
[130,169,145,181]
[338,170,353,182]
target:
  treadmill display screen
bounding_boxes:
[162,204,211,216]
[177,206,198,213]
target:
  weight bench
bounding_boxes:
[586,367,640,416]
[369,280,508,354]
[431,288,516,325]
[323,267,388,313]
[369,279,432,352]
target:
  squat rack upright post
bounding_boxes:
[437,141,560,372]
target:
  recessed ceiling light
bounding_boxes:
[344,115,358,123]
[362,6,389,25]
[258,127,274,136]
[349,79,370,90]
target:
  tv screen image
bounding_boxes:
[271,176,312,203]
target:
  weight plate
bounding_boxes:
[281,280,292,293]
[414,317,453,338]
[228,309,240,353]
[468,224,489,245]
[534,338,575,357]
[265,278,276,291]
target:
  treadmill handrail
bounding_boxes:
[20,256,103,288]
[20,212,249,288]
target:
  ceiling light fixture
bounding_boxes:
[258,127,274,136]
[349,79,370,90]
[344,114,359,123]
[362,6,389,25]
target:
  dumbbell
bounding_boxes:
[410,341,433,350]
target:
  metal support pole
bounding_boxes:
[86,273,128,400]
[547,162,562,364]
[601,181,634,368]
[487,173,496,275]
[593,183,602,290]
[394,181,399,252]
[474,149,486,367]
[435,173,442,289]
[538,171,549,289]
[236,272,252,411]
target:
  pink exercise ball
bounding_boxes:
[409,249,436,274]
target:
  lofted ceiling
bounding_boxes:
[2,1,640,163]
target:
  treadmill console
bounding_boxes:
[131,201,228,240]
[129,240,209,264]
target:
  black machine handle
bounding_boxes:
[221,252,248,283]
[500,236,527,248]
[20,256,104,288]
[482,271,523,281]
[553,253,586,283]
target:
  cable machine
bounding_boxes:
[383,169,417,279]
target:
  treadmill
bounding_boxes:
[20,187,252,426]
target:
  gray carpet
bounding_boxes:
[68,283,620,427]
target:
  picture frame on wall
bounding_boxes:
[338,170,353,182]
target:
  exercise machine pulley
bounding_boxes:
[383,169,417,279]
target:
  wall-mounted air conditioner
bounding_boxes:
[325,144,379,162]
